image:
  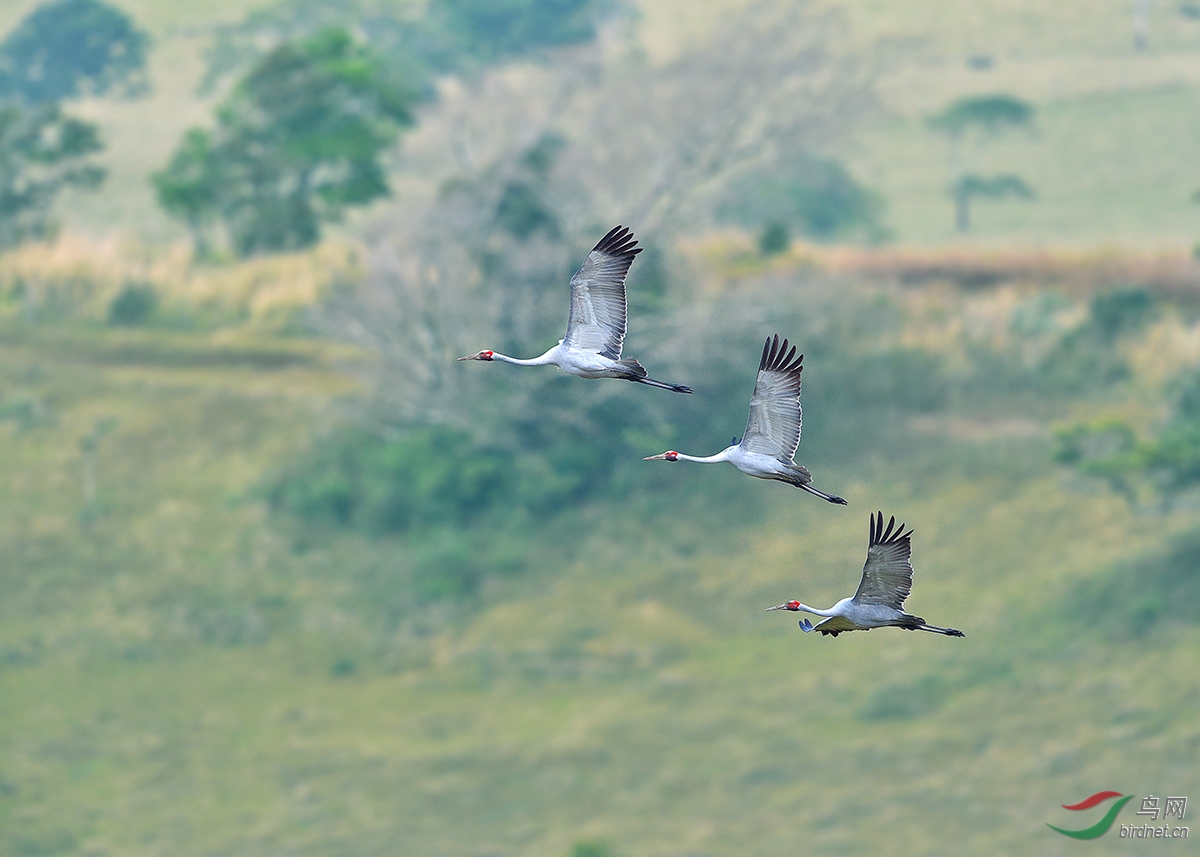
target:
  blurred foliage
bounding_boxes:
[0,102,104,249]
[151,129,221,257]
[201,0,606,98]
[0,390,54,431]
[718,154,886,242]
[929,93,1035,232]
[199,0,447,96]
[758,220,790,256]
[1086,286,1157,342]
[269,426,523,533]
[927,94,1034,138]
[624,239,669,316]
[268,420,626,536]
[106,283,158,326]
[430,0,601,64]
[155,28,416,256]
[948,173,1034,232]
[492,133,566,241]
[1055,366,1200,501]
[0,0,150,104]
[494,181,561,241]
[1038,287,1157,393]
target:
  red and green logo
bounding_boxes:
[1047,791,1135,839]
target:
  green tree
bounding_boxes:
[758,220,790,255]
[199,0,607,99]
[1055,368,1200,503]
[152,129,221,256]
[0,0,150,104]
[716,153,886,243]
[927,94,1032,137]
[928,94,1035,232]
[154,28,417,256]
[431,0,600,63]
[0,101,104,249]
[947,173,1033,232]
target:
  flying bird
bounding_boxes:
[766,511,965,637]
[458,225,692,393]
[643,334,845,504]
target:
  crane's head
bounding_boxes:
[765,600,801,612]
[643,450,679,462]
[457,350,494,361]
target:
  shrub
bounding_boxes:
[1087,287,1156,342]
[758,220,790,256]
[717,153,885,242]
[267,425,598,535]
[106,283,158,325]
[0,0,150,103]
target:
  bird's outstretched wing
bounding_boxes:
[563,225,641,360]
[853,511,915,609]
[740,334,804,459]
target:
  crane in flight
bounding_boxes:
[643,334,846,504]
[767,511,965,637]
[458,225,692,393]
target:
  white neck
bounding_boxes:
[796,602,837,618]
[675,446,736,464]
[491,345,560,367]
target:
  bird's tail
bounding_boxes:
[618,358,693,393]
[630,375,693,394]
[797,482,848,505]
[914,623,965,637]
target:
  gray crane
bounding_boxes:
[643,334,845,503]
[458,226,691,393]
[767,511,965,637]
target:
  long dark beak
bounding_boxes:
[765,603,790,611]
[643,453,669,461]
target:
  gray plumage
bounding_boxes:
[767,511,965,638]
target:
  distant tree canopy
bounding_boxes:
[430,0,599,63]
[154,28,418,256]
[1056,368,1200,503]
[948,173,1033,231]
[491,133,565,242]
[0,101,104,249]
[927,94,1033,138]
[1052,289,1200,504]
[202,0,605,96]
[0,0,150,104]
[929,93,1035,232]
[717,154,886,243]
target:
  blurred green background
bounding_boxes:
[1,1,1199,855]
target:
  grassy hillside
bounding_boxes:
[3,251,1199,855]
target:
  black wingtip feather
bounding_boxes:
[870,511,911,547]
[593,225,642,259]
[759,334,805,375]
